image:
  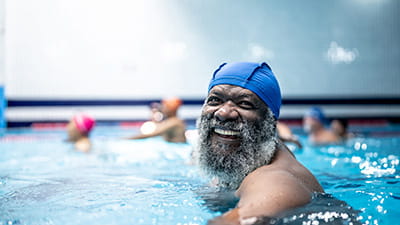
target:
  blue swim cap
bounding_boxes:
[208,62,282,119]
[305,107,326,124]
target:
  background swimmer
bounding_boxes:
[277,121,302,149]
[303,107,339,145]
[330,118,354,140]
[66,113,95,153]
[128,97,186,143]
[138,102,164,135]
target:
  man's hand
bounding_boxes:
[207,208,262,225]
[207,208,240,225]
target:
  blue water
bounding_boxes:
[0,125,399,225]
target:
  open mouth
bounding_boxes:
[211,127,242,150]
[213,128,240,139]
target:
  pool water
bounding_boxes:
[0,125,399,225]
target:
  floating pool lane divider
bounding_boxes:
[0,86,5,132]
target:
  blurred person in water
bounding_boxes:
[303,107,339,145]
[137,102,164,135]
[196,62,324,225]
[66,113,96,153]
[128,97,186,143]
[277,121,302,149]
[330,118,354,141]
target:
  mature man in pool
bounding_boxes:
[196,62,324,225]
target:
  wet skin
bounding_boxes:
[202,84,269,153]
[202,85,324,224]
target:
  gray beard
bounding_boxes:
[196,108,278,190]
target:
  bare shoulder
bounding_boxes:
[236,168,312,218]
[327,130,340,142]
[238,162,314,200]
[268,144,324,193]
[235,146,323,218]
[320,129,340,144]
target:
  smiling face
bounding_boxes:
[197,84,278,190]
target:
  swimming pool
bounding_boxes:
[0,124,399,225]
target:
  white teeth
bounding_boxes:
[214,128,240,136]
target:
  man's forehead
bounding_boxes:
[208,84,268,111]
[209,84,257,97]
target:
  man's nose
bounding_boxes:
[214,102,239,121]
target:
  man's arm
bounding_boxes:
[208,170,312,225]
[277,122,302,149]
[126,118,179,140]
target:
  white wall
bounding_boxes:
[4,0,400,100]
[5,0,213,99]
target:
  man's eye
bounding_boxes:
[238,101,254,109]
[207,97,221,105]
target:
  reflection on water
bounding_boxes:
[195,186,239,213]
[0,136,214,225]
[296,135,400,225]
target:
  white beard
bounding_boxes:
[196,108,278,190]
